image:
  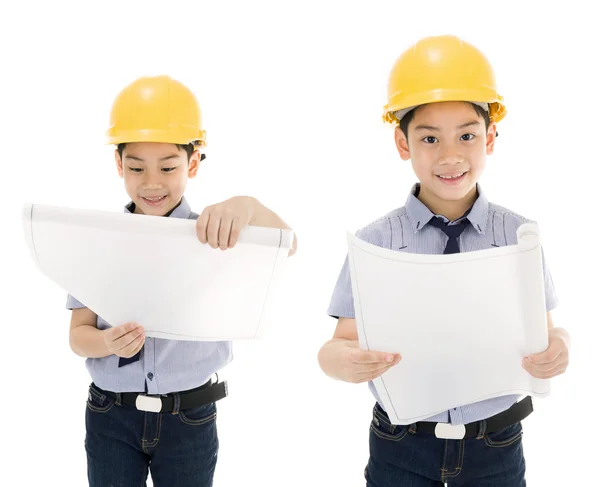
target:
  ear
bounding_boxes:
[486,122,497,155]
[187,150,201,178]
[115,149,124,178]
[394,126,411,161]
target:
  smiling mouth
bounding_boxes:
[141,195,167,204]
[437,172,467,180]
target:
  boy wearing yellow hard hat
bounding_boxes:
[67,75,297,486]
[319,36,570,485]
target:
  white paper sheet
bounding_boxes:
[23,203,293,341]
[347,223,550,424]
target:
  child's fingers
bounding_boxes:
[115,328,144,352]
[196,209,210,244]
[228,217,243,248]
[118,333,145,358]
[365,361,399,374]
[218,215,233,250]
[543,365,567,378]
[522,359,547,378]
[523,354,566,378]
[355,365,395,383]
[537,355,564,373]
[528,335,568,365]
[352,349,400,365]
[107,322,137,341]
[206,212,221,249]
[360,360,401,373]
[526,346,561,365]
[123,334,146,358]
[534,362,565,379]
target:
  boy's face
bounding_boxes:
[395,101,496,210]
[115,142,201,216]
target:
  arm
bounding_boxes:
[69,308,110,358]
[196,195,297,256]
[546,310,571,349]
[69,308,145,359]
[247,197,298,256]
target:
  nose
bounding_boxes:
[141,170,163,189]
[438,142,464,165]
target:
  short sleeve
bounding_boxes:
[66,294,86,310]
[327,224,388,320]
[327,255,355,319]
[541,247,558,312]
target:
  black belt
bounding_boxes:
[415,396,533,439]
[92,380,228,413]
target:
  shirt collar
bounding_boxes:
[405,182,489,235]
[125,196,192,219]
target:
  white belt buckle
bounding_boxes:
[434,423,466,440]
[135,394,162,413]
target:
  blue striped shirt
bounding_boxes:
[327,183,558,424]
[66,197,232,394]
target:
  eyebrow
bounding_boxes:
[414,120,482,131]
[124,154,180,162]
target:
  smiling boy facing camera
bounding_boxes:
[319,36,570,486]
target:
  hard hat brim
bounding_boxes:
[383,88,505,124]
[106,128,207,147]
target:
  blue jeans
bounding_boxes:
[85,383,218,487]
[366,403,526,486]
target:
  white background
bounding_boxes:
[2,1,598,485]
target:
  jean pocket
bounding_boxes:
[484,422,523,448]
[370,404,409,442]
[178,402,217,426]
[86,385,116,414]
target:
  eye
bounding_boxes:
[461,134,475,141]
[162,167,177,173]
[128,167,142,173]
[422,136,438,144]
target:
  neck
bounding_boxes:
[417,184,478,222]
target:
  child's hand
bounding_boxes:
[321,339,402,383]
[196,196,257,250]
[522,328,570,379]
[103,322,145,358]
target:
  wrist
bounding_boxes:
[551,327,571,349]
[244,196,260,223]
[100,328,111,349]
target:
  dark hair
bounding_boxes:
[398,102,491,140]
[117,143,196,160]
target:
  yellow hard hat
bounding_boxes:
[107,75,206,149]
[382,35,506,125]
